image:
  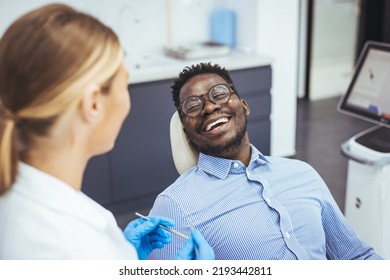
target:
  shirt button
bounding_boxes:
[233,163,239,168]
[265,197,271,204]
[284,232,291,239]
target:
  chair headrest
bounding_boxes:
[170,111,198,175]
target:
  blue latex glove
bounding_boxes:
[123,216,174,260]
[175,229,215,260]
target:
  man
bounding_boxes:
[148,62,382,260]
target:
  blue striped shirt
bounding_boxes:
[148,145,381,260]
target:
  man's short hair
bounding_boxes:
[171,62,234,110]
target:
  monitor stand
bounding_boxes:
[355,126,390,153]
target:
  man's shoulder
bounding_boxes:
[158,166,209,195]
[260,156,322,179]
[265,155,315,169]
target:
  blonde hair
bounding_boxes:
[0,4,123,194]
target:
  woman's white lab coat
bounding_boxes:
[0,163,138,259]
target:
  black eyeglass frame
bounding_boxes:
[179,83,238,117]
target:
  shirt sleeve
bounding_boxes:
[319,180,383,260]
[147,194,192,260]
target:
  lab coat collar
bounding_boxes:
[13,162,109,230]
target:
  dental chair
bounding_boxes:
[170,111,198,175]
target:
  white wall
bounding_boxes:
[0,0,261,61]
[309,0,360,100]
[257,0,301,156]
[0,1,203,53]
[0,0,94,34]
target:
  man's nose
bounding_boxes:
[201,98,221,115]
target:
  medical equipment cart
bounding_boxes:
[341,125,390,259]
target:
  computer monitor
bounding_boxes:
[338,41,390,128]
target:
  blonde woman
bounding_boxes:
[0,4,214,260]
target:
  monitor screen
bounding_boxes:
[338,41,390,128]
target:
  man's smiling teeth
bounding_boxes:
[205,117,229,131]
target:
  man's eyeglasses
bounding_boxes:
[179,83,236,117]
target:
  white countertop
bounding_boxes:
[125,51,273,84]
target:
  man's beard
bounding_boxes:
[190,117,247,158]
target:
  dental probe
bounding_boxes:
[134,212,189,240]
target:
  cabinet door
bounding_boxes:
[230,66,272,94]
[110,80,178,204]
[243,93,271,123]
[230,66,272,155]
[248,120,271,155]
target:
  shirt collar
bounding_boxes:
[197,144,270,179]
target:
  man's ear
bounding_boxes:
[79,84,104,124]
[241,99,251,116]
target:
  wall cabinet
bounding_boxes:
[82,65,272,215]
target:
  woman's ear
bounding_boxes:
[79,84,105,124]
